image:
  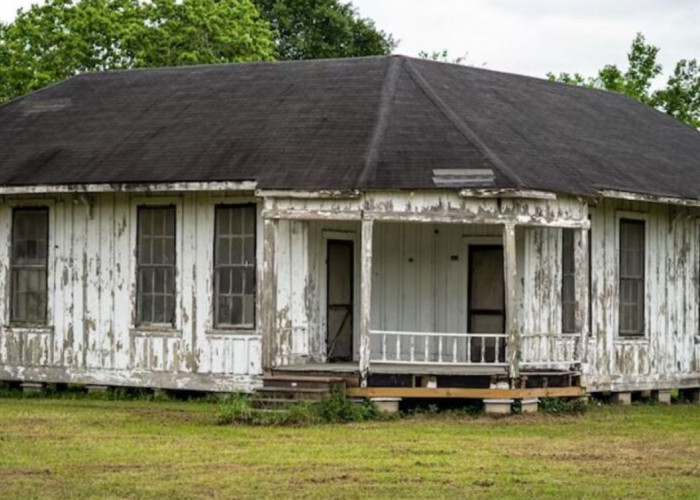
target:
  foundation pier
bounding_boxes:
[611,392,632,405]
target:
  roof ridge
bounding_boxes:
[403,58,524,188]
[357,56,403,188]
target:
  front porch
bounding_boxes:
[259,190,590,395]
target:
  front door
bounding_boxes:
[468,245,506,363]
[326,240,354,362]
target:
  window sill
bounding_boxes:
[3,324,54,335]
[206,328,259,337]
[615,335,648,344]
[130,326,181,338]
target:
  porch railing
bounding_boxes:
[520,332,582,368]
[369,330,582,368]
[369,330,508,366]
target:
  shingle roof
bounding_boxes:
[1,55,699,198]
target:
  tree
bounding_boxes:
[548,33,700,129]
[253,0,395,60]
[418,50,469,65]
[0,0,276,103]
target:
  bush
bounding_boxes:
[216,390,380,426]
[538,397,588,415]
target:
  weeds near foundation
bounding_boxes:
[0,383,219,403]
[401,400,483,418]
[216,391,380,426]
[538,397,588,415]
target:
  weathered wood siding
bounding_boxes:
[585,199,700,391]
[2,190,698,393]
[0,193,262,391]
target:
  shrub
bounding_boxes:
[216,390,380,426]
[538,397,588,415]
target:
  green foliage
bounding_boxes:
[254,0,395,60]
[548,33,700,129]
[0,0,276,103]
[418,49,469,65]
[217,390,379,425]
[538,397,588,415]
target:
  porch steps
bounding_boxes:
[253,375,347,409]
[270,369,361,387]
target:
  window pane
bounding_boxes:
[11,208,49,324]
[619,219,645,335]
[562,229,576,333]
[137,206,176,324]
[214,205,256,327]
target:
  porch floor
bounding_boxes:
[273,362,508,377]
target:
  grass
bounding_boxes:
[1,398,699,499]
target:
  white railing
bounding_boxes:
[520,333,581,368]
[369,330,508,365]
[369,330,582,369]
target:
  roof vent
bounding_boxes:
[20,98,72,115]
[432,169,495,187]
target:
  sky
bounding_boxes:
[1,0,699,81]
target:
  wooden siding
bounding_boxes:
[585,199,700,391]
[0,193,261,392]
[1,190,699,393]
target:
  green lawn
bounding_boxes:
[1,398,699,499]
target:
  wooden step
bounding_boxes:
[270,369,360,387]
[263,375,345,391]
[254,386,332,400]
[252,398,321,410]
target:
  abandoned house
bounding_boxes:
[1,55,700,411]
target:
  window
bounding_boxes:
[561,228,576,333]
[214,205,256,328]
[619,219,645,336]
[10,207,49,324]
[137,206,176,325]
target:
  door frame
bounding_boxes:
[466,240,506,334]
[325,239,354,362]
[321,230,360,362]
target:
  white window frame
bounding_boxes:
[1,198,55,333]
[615,211,649,340]
[129,195,183,335]
[320,229,360,361]
[206,195,262,336]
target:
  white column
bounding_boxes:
[573,226,590,370]
[261,217,277,373]
[359,218,374,388]
[503,223,519,381]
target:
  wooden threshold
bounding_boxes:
[346,386,585,399]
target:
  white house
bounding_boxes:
[0,56,699,404]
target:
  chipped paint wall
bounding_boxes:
[2,189,698,393]
[0,192,262,392]
[585,198,700,391]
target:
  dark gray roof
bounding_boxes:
[1,55,699,198]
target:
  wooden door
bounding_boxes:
[468,245,506,363]
[326,240,354,362]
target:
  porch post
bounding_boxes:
[503,223,519,381]
[573,227,590,369]
[261,217,277,373]
[359,217,374,388]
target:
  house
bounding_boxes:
[0,55,699,409]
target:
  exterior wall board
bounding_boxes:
[1,190,699,393]
[0,192,262,391]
